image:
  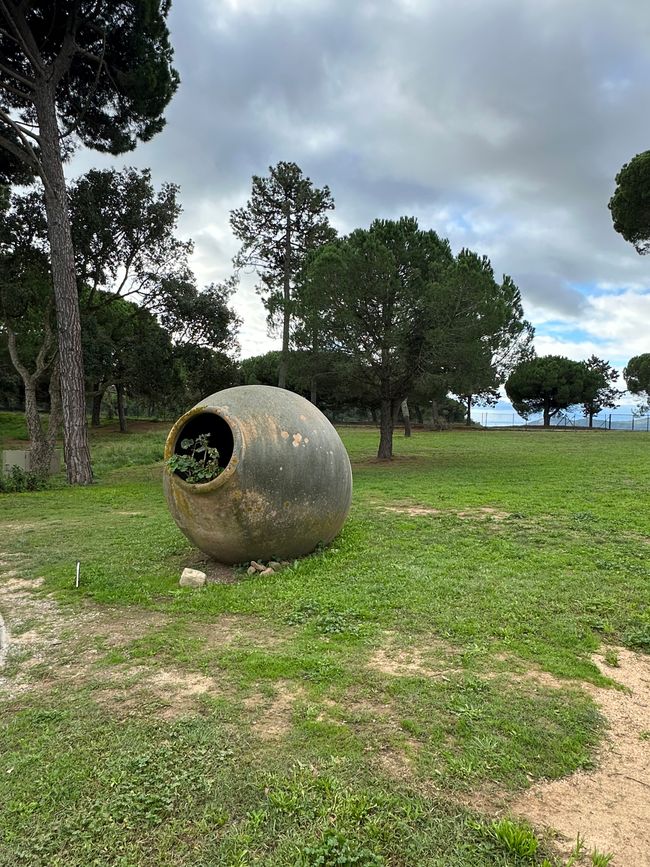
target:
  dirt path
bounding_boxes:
[513,648,650,865]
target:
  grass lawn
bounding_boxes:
[1,415,649,865]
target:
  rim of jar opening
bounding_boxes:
[163,404,242,493]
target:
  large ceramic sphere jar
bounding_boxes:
[163,385,353,564]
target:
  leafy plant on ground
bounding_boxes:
[602,649,619,667]
[588,851,614,867]
[477,817,539,860]
[298,830,384,866]
[622,621,650,651]
[286,601,364,635]
[0,465,49,494]
[166,434,222,483]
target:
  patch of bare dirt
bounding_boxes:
[0,522,40,532]
[0,573,70,698]
[194,614,289,649]
[367,631,459,679]
[384,505,444,516]
[457,507,510,521]
[341,693,422,783]
[183,551,238,585]
[512,647,650,865]
[0,553,25,567]
[0,572,171,699]
[489,653,570,690]
[380,504,510,520]
[376,740,419,781]
[93,667,219,720]
[90,609,170,647]
[245,681,304,740]
[0,562,294,723]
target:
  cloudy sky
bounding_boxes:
[70,0,650,393]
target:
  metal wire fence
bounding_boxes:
[476,411,650,431]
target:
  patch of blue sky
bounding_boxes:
[534,321,587,337]
[569,280,650,297]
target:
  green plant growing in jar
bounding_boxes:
[166,434,223,483]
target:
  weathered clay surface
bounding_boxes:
[163,385,353,564]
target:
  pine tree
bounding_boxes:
[230,162,335,389]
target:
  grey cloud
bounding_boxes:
[68,0,650,356]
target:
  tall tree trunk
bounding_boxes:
[543,402,551,427]
[378,397,394,459]
[309,323,319,405]
[431,399,440,428]
[278,208,291,389]
[31,360,63,477]
[91,384,105,427]
[401,399,412,437]
[34,90,92,484]
[46,359,63,459]
[378,397,401,459]
[23,381,51,473]
[465,395,472,426]
[370,407,378,425]
[5,326,53,475]
[588,412,594,429]
[414,404,423,424]
[116,383,128,433]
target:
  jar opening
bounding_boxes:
[173,411,234,472]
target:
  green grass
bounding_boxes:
[0,411,32,442]
[1,422,649,865]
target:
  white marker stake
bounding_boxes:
[75,561,80,589]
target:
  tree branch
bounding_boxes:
[0,107,39,141]
[0,108,44,181]
[0,1,45,75]
[0,129,40,175]
[0,78,32,103]
[4,323,32,385]
[33,312,57,380]
[61,27,107,139]
[0,59,34,89]
[51,27,77,85]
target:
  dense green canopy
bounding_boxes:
[624,353,650,405]
[609,151,650,255]
[506,355,602,426]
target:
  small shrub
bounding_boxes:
[0,465,49,494]
[166,434,222,483]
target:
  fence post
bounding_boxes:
[608,414,612,430]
